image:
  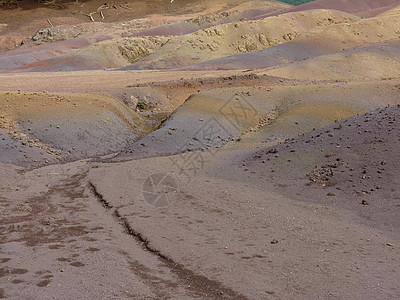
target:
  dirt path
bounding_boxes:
[0,70,243,92]
[0,161,244,299]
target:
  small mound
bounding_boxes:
[5,55,104,73]
[115,91,260,160]
[243,104,400,227]
[0,92,156,166]
[115,80,398,161]
[265,0,400,17]
[377,4,400,17]
[131,23,201,37]
[131,0,290,37]
[262,39,400,81]
[0,130,60,167]
[183,39,331,70]
[123,9,358,70]
[4,36,170,72]
[0,38,91,71]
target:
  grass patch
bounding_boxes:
[137,101,147,110]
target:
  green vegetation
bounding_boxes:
[137,101,147,110]
[277,0,317,5]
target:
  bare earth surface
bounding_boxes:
[0,0,399,299]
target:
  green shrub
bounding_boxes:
[137,101,147,110]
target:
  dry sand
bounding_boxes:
[0,0,399,299]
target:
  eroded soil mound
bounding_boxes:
[243,104,400,228]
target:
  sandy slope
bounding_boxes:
[1,1,400,299]
[4,2,400,73]
[86,82,400,299]
[261,40,400,80]
[261,0,400,17]
[87,104,400,298]
[130,0,290,37]
[242,105,400,229]
[184,4,400,71]
[125,9,359,70]
[0,91,159,165]
[0,161,215,299]
[257,9,400,80]
[2,7,355,72]
[0,69,239,92]
[115,80,400,161]
[0,0,252,52]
